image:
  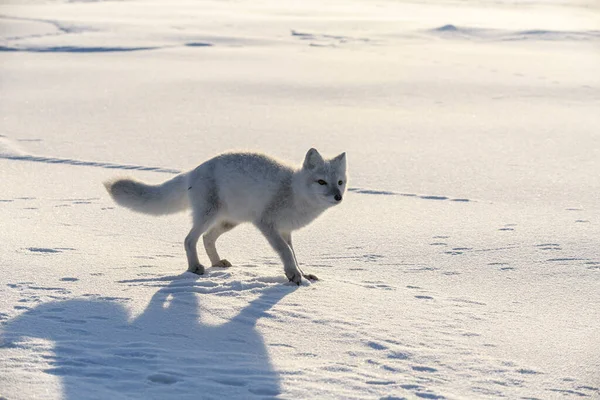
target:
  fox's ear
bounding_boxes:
[303,148,325,170]
[331,152,346,172]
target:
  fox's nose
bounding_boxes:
[334,194,342,202]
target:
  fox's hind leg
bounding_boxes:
[203,222,237,268]
[185,205,219,275]
[185,223,212,275]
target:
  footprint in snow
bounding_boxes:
[535,243,561,250]
[248,387,281,396]
[147,373,178,384]
[415,295,434,300]
[584,261,600,270]
[412,365,438,373]
[27,247,62,254]
[414,393,445,399]
[366,380,395,385]
[498,224,516,231]
[517,368,541,375]
[388,351,410,360]
[366,341,388,351]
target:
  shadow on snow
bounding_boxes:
[1,275,293,399]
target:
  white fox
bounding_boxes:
[104,148,347,285]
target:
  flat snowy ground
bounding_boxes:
[1,1,599,399]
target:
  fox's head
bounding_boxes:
[300,148,347,207]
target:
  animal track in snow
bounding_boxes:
[320,253,385,264]
[248,386,281,396]
[546,257,585,263]
[412,365,438,373]
[0,16,215,53]
[291,30,371,48]
[147,373,179,384]
[535,243,561,251]
[388,351,411,360]
[366,341,388,351]
[0,141,181,173]
[348,187,473,203]
[3,136,459,207]
[7,282,72,300]
[24,247,75,255]
[361,280,396,291]
[27,247,61,253]
[584,261,600,270]
[117,271,287,295]
[415,295,434,300]
[366,380,395,385]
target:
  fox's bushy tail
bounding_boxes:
[104,173,189,215]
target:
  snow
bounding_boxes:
[1,0,599,399]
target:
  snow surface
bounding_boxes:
[1,0,599,399]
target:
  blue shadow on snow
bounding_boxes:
[0,276,293,399]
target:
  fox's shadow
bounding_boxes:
[1,276,293,399]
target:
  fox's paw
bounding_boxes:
[285,270,302,286]
[188,264,205,275]
[213,259,232,268]
[302,273,319,281]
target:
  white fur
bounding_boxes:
[104,148,347,285]
[103,174,189,215]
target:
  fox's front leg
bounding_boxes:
[282,232,318,281]
[256,223,303,285]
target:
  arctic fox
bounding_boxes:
[104,148,347,285]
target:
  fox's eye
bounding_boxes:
[338,180,343,186]
[317,179,327,185]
